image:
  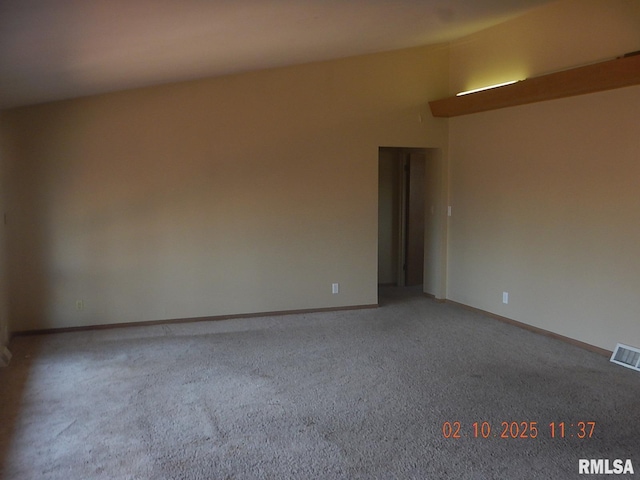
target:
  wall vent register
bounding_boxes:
[610,343,640,372]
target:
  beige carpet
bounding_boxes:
[1,287,639,479]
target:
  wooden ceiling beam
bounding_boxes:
[429,53,640,117]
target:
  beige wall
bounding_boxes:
[447,0,640,350]
[422,148,445,299]
[3,45,449,331]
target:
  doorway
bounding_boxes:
[378,147,445,297]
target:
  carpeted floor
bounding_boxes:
[1,287,638,479]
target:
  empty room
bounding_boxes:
[1,0,639,478]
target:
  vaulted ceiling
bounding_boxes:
[0,0,555,109]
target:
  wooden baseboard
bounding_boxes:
[445,300,612,357]
[11,303,379,337]
[10,299,612,358]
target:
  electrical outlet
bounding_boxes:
[332,283,339,294]
[75,300,84,311]
[502,292,509,304]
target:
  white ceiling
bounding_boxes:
[0,0,555,109]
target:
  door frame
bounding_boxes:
[378,146,447,299]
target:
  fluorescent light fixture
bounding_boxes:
[456,80,518,96]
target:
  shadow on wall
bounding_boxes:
[5,116,57,332]
[3,0,88,331]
